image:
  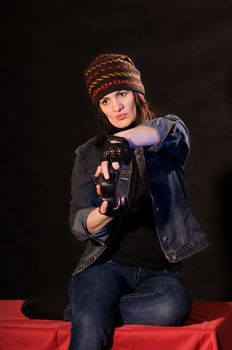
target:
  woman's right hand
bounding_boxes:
[95,160,119,197]
[95,161,125,216]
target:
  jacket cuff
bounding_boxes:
[90,227,110,244]
[72,207,95,241]
[72,207,109,243]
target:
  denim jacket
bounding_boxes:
[70,114,209,275]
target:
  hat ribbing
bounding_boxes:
[85,54,145,106]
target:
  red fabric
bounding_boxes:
[0,300,232,350]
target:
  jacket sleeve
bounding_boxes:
[69,148,109,243]
[143,114,190,166]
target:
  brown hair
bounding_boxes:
[95,92,157,146]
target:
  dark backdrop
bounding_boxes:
[1,0,232,301]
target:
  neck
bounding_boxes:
[95,121,138,147]
[109,121,138,134]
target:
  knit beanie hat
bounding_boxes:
[84,54,145,106]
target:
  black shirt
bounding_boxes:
[112,151,180,271]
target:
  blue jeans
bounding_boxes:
[64,260,192,350]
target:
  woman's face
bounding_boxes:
[99,90,136,129]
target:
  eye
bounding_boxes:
[119,90,128,97]
[100,98,109,105]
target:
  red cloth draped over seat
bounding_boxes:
[0,300,232,350]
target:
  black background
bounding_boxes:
[1,0,232,301]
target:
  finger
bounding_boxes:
[95,165,102,177]
[112,162,120,170]
[96,184,102,196]
[112,197,121,210]
[120,196,125,206]
[99,200,108,214]
[113,196,124,211]
[101,161,110,179]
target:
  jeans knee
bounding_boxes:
[120,290,192,326]
[154,299,191,326]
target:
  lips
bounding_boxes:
[116,114,126,120]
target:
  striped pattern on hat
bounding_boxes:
[85,54,145,106]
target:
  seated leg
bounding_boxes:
[119,269,192,326]
[68,262,131,350]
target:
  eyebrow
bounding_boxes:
[100,90,126,102]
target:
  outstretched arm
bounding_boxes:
[116,115,190,166]
[114,125,161,148]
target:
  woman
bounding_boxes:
[66,53,209,350]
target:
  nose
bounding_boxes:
[112,97,123,112]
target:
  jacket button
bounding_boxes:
[155,207,159,212]
[162,236,168,242]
